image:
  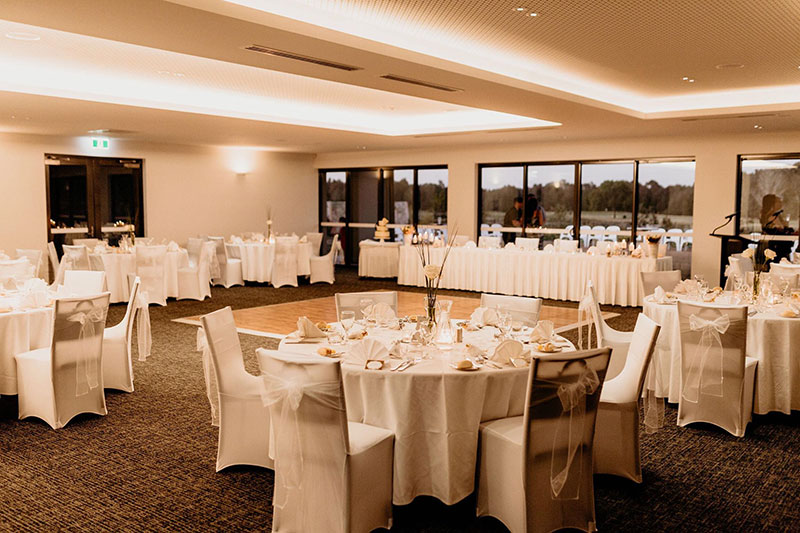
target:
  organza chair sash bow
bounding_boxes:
[682,313,730,403]
[135,291,151,361]
[259,371,345,514]
[577,293,595,350]
[196,327,220,426]
[62,306,107,396]
[534,362,600,500]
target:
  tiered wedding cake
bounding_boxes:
[374,218,391,240]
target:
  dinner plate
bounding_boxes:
[449,362,480,371]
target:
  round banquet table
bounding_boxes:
[0,300,53,395]
[358,240,400,278]
[277,323,575,505]
[643,295,800,415]
[398,245,672,307]
[235,242,312,283]
[89,249,188,303]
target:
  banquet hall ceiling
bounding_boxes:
[1,0,800,152]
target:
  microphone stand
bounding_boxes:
[711,214,735,236]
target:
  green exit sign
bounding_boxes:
[91,137,110,149]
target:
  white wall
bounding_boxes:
[0,133,318,254]
[315,131,800,283]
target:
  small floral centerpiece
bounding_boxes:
[415,229,457,324]
[741,242,777,297]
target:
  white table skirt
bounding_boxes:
[398,246,672,306]
[358,241,400,278]
[89,250,188,303]
[278,325,574,505]
[644,299,800,415]
[0,306,53,395]
[235,242,312,283]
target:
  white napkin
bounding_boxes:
[470,306,498,327]
[93,243,107,254]
[231,235,244,244]
[253,232,265,241]
[365,302,397,323]
[284,316,327,343]
[166,241,180,252]
[299,235,308,243]
[780,257,792,265]
[504,242,516,249]
[630,245,643,258]
[586,246,598,256]
[492,339,525,365]
[543,243,555,253]
[346,338,389,364]
[18,278,49,309]
[464,241,477,249]
[529,320,555,343]
[653,285,667,303]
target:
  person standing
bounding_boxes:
[502,196,523,244]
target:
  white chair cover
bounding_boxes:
[47,242,59,282]
[271,238,299,288]
[257,349,394,533]
[310,234,338,284]
[72,238,100,248]
[57,245,91,284]
[102,277,145,392]
[0,258,35,288]
[677,301,756,437]
[478,236,501,249]
[480,293,542,327]
[15,293,110,429]
[594,314,660,482]
[63,270,106,295]
[186,237,204,269]
[209,237,244,288]
[640,269,682,297]
[579,280,632,381]
[453,235,470,247]
[516,237,539,251]
[477,348,611,533]
[16,249,44,279]
[200,307,272,471]
[178,242,215,300]
[305,232,323,255]
[770,263,800,286]
[135,245,167,306]
[335,290,398,320]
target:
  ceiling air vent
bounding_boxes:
[380,74,462,93]
[681,113,776,122]
[243,44,362,71]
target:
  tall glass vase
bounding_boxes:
[424,295,437,325]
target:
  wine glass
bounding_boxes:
[340,311,355,342]
[496,307,511,339]
[359,299,374,326]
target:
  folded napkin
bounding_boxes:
[504,242,516,249]
[672,279,698,295]
[299,235,308,243]
[348,327,368,340]
[93,243,107,254]
[470,306,498,327]
[543,243,555,253]
[630,245,643,258]
[298,316,327,339]
[230,235,244,244]
[253,232,265,241]
[465,344,487,359]
[346,338,388,364]
[464,241,477,249]
[364,301,397,323]
[529,320,555,343]
[652,285,667,303]
[492,339,525,365]
[18,278,49,309]
[586,246,598,256]
[166,241,180,252]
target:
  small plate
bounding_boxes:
[450,361,480,371]
[533,346,563,354]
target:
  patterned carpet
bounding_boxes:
[0,268,797,532]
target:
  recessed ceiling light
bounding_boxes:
[754,124,763,129]
[515,7,526,11]
[528,12,538,17]
[682,77,689,81]
[689,79,695,83]
[5,32,40,41]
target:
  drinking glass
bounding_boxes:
[340,311,355,341]
[359,299,374,326]
[496,307,511,339]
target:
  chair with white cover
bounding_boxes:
[257,349,394,533]
[515,237,539,251]
[60,244,91,273]
[200,307,272,471]
[305,232,324,255]
[186,237,205,269]
[15,293,111,429]
[134,245,168,306]
[16,249,44,279]
[640,269,682,297]
[770,263,800,287]
[209,236,243,288]
[178,241,215,300]
[0,258,35,288]
[453,235,470,247]
[477,348,611,533]
[478,235,501,249]
[271,237,299,288]
[310,234,339,284]
[103,277,147,392]
[47,242,60,282]
[557,239,579,253]
[676,301,756,437]
[582,280,631,381]
[335,290,398,320]
[63,270,106,295]
[480,294,542,327]
[72,238,100,248]
[593,314,660,482]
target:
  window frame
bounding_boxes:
[735,152,800,237]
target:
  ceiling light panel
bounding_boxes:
[0,20,557,135]
[222,0,800,113]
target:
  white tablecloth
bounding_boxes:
[358,240,400,278]
[644,297,800,415]
[398,246,672,306]
[89,250,189,303]
[0,305,53,395]
[278,324,574,505]
[235,242,312,283]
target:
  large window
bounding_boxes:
[737,155,800,261]
[478,159,695,271]
[319,166,447,264]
